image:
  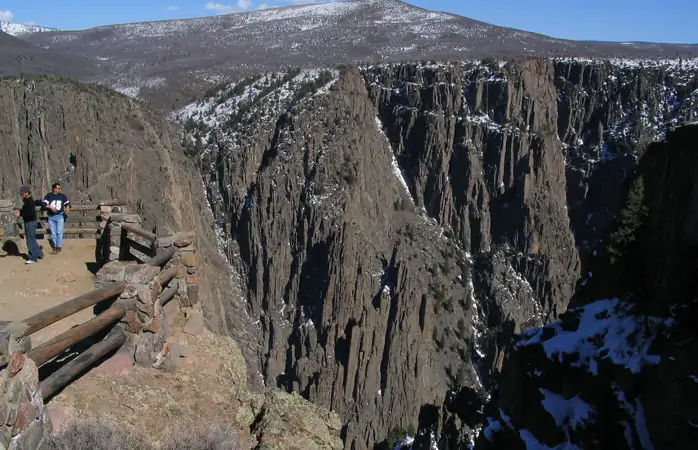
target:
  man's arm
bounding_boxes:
[42,194,57,213]
[63,194,71,212]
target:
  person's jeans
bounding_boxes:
[48,214,65,249]
[24,221,44,261]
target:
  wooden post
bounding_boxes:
[157,266,178,286]
[28,304,126,367]
[146,246,175,267]
[121,223,156,242]
[100,199,128,207]
[159,283,178,306]
[39,326,126,400]
[22,282,126,336]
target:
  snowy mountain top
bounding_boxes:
[0,21,56,36]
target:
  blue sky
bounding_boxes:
[0,0,696,44]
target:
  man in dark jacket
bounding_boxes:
[13,185,44,264]
[42,182,70,254]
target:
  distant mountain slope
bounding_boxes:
[18,0,698,107]
[0,31,96,78]
[0,21,56,36]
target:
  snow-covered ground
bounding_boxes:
[516,299,670,375]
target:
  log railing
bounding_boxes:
[28,303,126,367]
[15,200,129,240]
[0,206,201,449]
[39,326,126,399]
[22,282,126,336]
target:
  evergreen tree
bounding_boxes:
[608,175,649,263]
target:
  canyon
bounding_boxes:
[0,2,697,449]
[172,58,698,448]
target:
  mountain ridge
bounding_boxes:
[0,20,56,36]
[13,0,698,110]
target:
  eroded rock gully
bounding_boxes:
[186,58,698,449]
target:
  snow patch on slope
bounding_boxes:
[516,299,671,375]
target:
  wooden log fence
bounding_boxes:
[121,222,157,243]
[22,282,126,337]
[0,199,206,448]
[28,304,126,367]
[39,326,126,400]
[147,246,176,267]
[15,202,129,239]
[4,212,196,385]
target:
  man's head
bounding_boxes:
[52,183,61,194]
[18,185,30,199]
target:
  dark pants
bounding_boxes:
[24,221,44,261]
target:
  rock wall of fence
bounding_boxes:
[0,323,51,450]
[0,200,19,255]
[1,205,202,449]
[95,214,200,369]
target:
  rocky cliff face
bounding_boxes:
[477,124,698,450]
[176,58,698,450]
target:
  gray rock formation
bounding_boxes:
[176,58,698,449]
[474,124,698,450]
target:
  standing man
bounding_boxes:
[13,185,44,264]
[42,182,71,254]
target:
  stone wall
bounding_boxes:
[0,200,19,256]
[95,217,200,369]
[0,323,51,450]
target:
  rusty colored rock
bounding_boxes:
[181,252,197,267]
[136,300,154,320]
[174,231,195,247]
[186,284,199,305]
[133,332,155,366]
[144,315,163,333]
[135,284,154,305]
[119,285,138,299]
[122,310,143,334]
[8,351,25,377]
[185,275,198,285]
[18,358,39,392]
[11,398,38,437]
[96,261,134,282]
[124,265,160,284]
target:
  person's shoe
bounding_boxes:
[51,249,58,255]
[25,260,36,265]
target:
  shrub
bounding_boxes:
[43,420,151,450]
[44,419,239,450]
[161,423,238,450]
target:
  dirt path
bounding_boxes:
[0,239,98,347]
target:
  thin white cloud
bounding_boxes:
[0,10,13,22]
[257,3,270,9]
[204,0,253,14]
[166,5,180,11]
